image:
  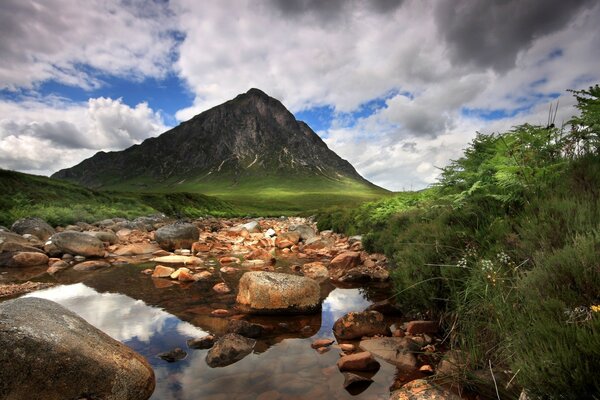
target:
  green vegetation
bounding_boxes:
[316,85,600,398]
[0,169,234,226]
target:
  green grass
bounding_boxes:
[0,169,234,226]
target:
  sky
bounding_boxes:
[1,0,599,191]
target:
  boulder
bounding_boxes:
[0,231,31,247]
[303,237,334,250]
[301,261,329,281]
[328,251,361,279]
[336,265,390,282]
[333,311,389,340]
[11,217,55,241]
[205,333,256,368]
[0,297,155,400]
[49,231,105,257]
[390,379,461,400]
[0,251,48,268]
[73,260,111,271]
[154,223,198,251]
[359,337,419,370]
[0,241,44,253]
[84,230,119,244]
[236,271,320,314]
[337,352,380,372]
[241,221,260,233]
[289,224,317,241]
[113,243,161,256]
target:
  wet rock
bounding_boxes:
[289,224,317,241]
[0,251,49,268]
[264,228,276,237]
[246,248,276,263]
[194,270,213,280]
[0,231,33,247]
[343,372,373,394]
[406,320,439,335]
[205,333,256,368]
[157,348,187,362]
[150,255,203,265]
[337,265,390,282]
[340,343,355,353]
[211,309,229,317]
[74,255,86,262]
[275,238,295,249]
[47,260,70,275]
[390,379,461,400]
[359,337,419,371]
[278,231,301,244]
[301,261,329,281]
[337,351,380,372]
[187,335,216,349]
[213,282,231,294]
[152,265,176,278]
[49,231,105,257]
[155,223,198,251]
[236,271,320,314]
[192,242,212,253]
[333,311,389,340]
[366,299,403,315]
[0,241,44,254]
[303,237,334,250]
[227,319,265,338]
[11,217,55,241]
[328,251,361,279]
[84,230,118,244]
[311,338,335,349]
[114,243,160,256]
[0,297,155,400]
[0,282,55,298]
[219,256,240,264]
[241,220,260,233]
[72,260,110,271]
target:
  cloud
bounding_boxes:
[434,0,595,72]
[0,96,167,175]
[0,0,178,90]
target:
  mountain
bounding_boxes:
[52,88,388,211]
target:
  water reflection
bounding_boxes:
[24,280,396,399]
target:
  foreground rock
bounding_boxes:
[155,223,198,251]
[0,297,155,400]
[0,231,32,247]
[11,217,55,241]
[0,251,48,267]
[333,311,389,340]
[390,379,461,400]
[236,271,320,314]
[359,337,419,371]
[205,333,255,367]
[49,231,105,257]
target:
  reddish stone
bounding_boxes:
[337,352,380,372]
[406,320,439,335]
[152,265,175,278]
[311,339,335,349]
[213,282,231,294]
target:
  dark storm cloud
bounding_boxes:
[435,0,595,72]
[269,0,404,19]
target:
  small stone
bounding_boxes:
[337,351,380,372]
[316,347,330,354]
[72,260,110,271]
[194,271,213,280]
[406,320,439,335]
[157,348,187,362]
[213,282,231,294]
[74,255,86,262]
[343,372,373,392]
[340,344,355,353]
[311,339,335,349]
[219,256,240,264]
[220,266,239,274]
[419,364,434,374]
[141,268,153,275]
[393,329,405,338]
[211,309,229,317]
[187,335,216,349]
[170,267,190,280]
[332,311,389,340]
[152,265,176,278]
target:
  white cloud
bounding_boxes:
[0,96,167,175]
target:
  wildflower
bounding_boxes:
[591,305,600,313]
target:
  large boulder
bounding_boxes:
[333,311,389,340]
[0,251,49,268]
[154,223,198,251]
[205,333,255,368]
[49,231,105,257]
[11,217,55,241]
[236,271,321,314]
[289,224,317,241]
[328,251,361,280]
[0,297,155,400]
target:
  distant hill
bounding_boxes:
[52,88,388,210]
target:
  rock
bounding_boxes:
[213,282,231,294]
[303,237,334,250]
[340,343,355,353]
[359,337,419,370]
[236,271,320,314]
[72,260,110,271]
[194,271,213,280]
[366,299,403,315]
[275,238,295,249]
[154,223,198,251]
[74,255,86,262]
[0,282,55,298]
[246,248,276,264]
[328,251,361,280]
[241,221,260,233]
[170,267,190,280]
[311,338,335,349]
[49,231,105,257]
[211,309,229,317]
[333,311,389,340]
[289,224,317,241]
[11,217,55,241]
[278,231,301,244]
[114,243,160,256]
[436,350,469,377]
[192,242,211,253]
[390,379,461,400]
[0,231,33,247]
[0,241,44,254]
[220,266,239,274]
[0,297,155,400]
[264,228,276,237]
[419,365,434,374]
[150,255,203,265]
[227,319,265,338]
[301,261,329,281]
[219,256,240,264]
[187,335,216,349]
[84,230,118,244]
[177,269,197,282]
[337,265,390,282]
[337,352,380,372]
[343,372,373,393]
[205,333,256,368]
[0,251,49,268]
[157,348,187,362]
[406,320,439,335]
[152,265,176,278]
[47,260,70,275]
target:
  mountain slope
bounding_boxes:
[53,88,383,198]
